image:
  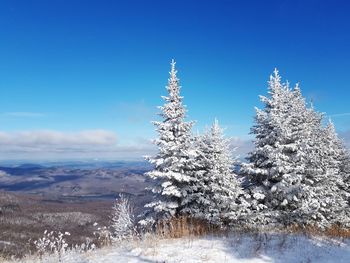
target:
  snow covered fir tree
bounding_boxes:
[142,61,249,227]
[241,69,350,228]
[306,120,350,226]
[141,59,196,225]
[141,61,349,230]
[185,119,249,225]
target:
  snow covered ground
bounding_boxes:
[9,233,350,263]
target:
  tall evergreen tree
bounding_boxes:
[242,69,349,227]
[185,119,249,225]
[241,69,302,225]
[142,60,195,224]
[299,120,349,227]
[340,149,350,212]
[340,144,350,204]
[327,121,350,202]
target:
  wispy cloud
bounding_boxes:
[328,112,350,118]
[1,112,46,118]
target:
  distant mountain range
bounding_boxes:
[0,160,152,169]
[0,161,153,201]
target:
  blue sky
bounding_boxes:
[0,0,350,160]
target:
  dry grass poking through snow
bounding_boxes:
[154,216,223,239]
[153,216,350,241]
[286,224,350,239]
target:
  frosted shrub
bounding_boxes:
[110,195,136,242]
[93,223,113,246]
[73,238,96,253]
[33,230,70,262]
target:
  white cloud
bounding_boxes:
[0,130,117,147]
[0,130,156,161]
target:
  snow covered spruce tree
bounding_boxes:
[299,119,350,227]
[287,104,349,227]
[341,149,350,209]
[185,119,249,225]
[339,141,350,204]
[242,69,349,228]
[325,121,350,202]
[241,69,305,225]
[141,60,195,225]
